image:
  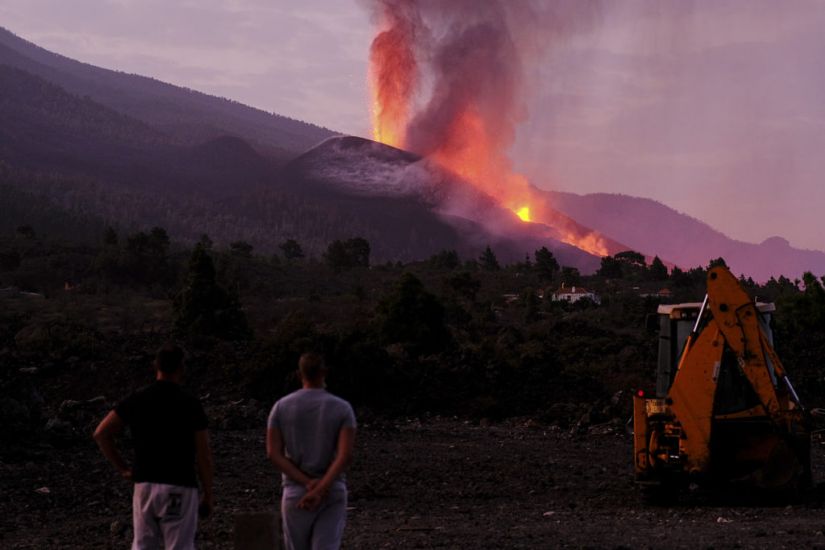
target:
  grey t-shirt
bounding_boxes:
[267,388,357,491]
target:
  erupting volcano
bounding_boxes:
[368,0,420,149]
[367,0,610,257]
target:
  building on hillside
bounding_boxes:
[551,284,600,305]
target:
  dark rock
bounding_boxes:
[110,520,127,536]
[59,400,83,415]
[44,417,74,441]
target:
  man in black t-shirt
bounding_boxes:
[94,342,213,550]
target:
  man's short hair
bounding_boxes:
[299,352,325,381]
[155,342,185,373]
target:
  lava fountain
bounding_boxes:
[366,0,609,257]
[368,0,421,149]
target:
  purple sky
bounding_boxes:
[2,0,824,252]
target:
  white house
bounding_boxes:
[551,284,600,304]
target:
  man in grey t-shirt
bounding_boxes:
[266,352,356,550]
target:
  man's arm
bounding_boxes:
[298,426,355,510]
[194,429,214,518]
[92,410,132,480]
[266,427,313,487]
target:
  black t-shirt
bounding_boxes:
[115,380,208,488]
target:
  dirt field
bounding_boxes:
[2,416,825,549]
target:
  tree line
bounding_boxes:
[2,225,823,419]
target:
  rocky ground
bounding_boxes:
[2,407,825,549]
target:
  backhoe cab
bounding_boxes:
[634,266,811,501]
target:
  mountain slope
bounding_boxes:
[0,45,522,262]
[545,191,825,280]
[0,64,274,198]
[0,27,335,156]
[0,64,163,167]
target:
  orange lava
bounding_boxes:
[367,16,609,258]
[512,187,610,257]
[424,108,609,257]
[368,12,418,149]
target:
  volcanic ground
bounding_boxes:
[3,413,825,549]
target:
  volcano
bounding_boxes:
[2,25,822,279]
[285,136,630,270]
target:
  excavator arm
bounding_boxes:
[705,267,790,418]
[667,319,724,473]
[637,265,810,495]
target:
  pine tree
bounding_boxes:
[103,227,118,247]
[561,266,581,286]
[198,234,213,249]
[344,237,370,268]
[324,238,370,272]
[377,273,449,354]
[119,227,171,285]
[479,245,500,271]
[95,227,120,280]
[324,240,350,273]
[534,247,559,281]
[649,256,668,281]
[522,287,540,323]
[173,245,249,340]
[279,239,304,260]
[428,249,460,270]
[597,256,623,279]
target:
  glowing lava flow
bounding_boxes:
[369,95,610,256]
[366,1,610,258]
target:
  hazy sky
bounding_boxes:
[3,0,824,251]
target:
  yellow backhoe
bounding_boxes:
[634,266,811,501]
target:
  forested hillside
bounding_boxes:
[0,164,475,261]
[2,225,823,436]
[0,27,335,154]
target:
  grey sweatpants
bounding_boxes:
[281,485,347,550]
[132,482,199,550]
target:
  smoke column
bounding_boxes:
[366,0,609,255]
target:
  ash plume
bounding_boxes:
[364,0,609,256]
[366,0,601,190]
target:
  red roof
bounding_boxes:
[555,286,592,295]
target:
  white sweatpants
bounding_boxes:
[281,485,347,550]
[132,482,199,550]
